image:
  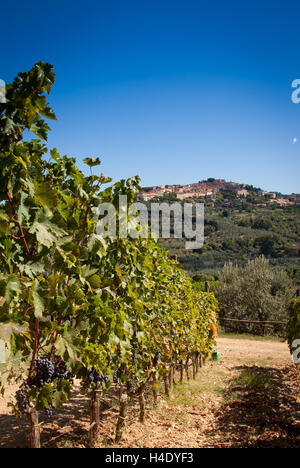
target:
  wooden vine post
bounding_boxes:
[138,383,146,423]
[192,357,196,379]
[180,360,184,384]
[152,373,158,407]
[172,364,177,386]
[199,353,203,368]
[163,372,170,397]
[115,392,128,442]
[89,382,102,448]
[168,366,174,392]
[185,357,190,380]
[27,407,40,449]
[195,352,199,374]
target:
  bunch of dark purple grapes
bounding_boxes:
[113,367,121,383]
[53,358,74,384]
[16,357,74,418]
[126,378,137,395]
[31,358,55,387]
[83,367,109,390]
[16,383,30,415]
[132,347,137,366]
[29,357,73,388]
[153,348,161,367]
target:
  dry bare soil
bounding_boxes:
[0,336,299,448]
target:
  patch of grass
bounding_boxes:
[60,438,74,448]
[233,370,271,389]
[170,380,203,407]
[223,389,242,404]
[165,364,228,410]
[240,358,273,367]
[219,332,283,342]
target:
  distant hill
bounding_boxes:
[139,179,300,205]
[138,179,300,284]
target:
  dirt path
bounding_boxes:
[217,336,292,366]
[0,337,299,448]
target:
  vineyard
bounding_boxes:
[0,63,218,448]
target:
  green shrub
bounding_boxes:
[215,256,295,335]
[287,298,300,355]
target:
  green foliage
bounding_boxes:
[287,298,300,355]
[254,235,285,257]
[215,256,295,335]
[159,199,300,284]
[252,217,273,230]
[192,280,220,294]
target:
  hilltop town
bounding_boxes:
[137,178,300,284]
[138,178,300,207]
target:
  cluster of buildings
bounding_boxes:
[267,198,295,207]
[138,179,249,202]
[138,180,300,207]
[259,191,298,207]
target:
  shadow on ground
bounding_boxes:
[0,388,90,448]
[209,364,300,448]
[0,385,127,448]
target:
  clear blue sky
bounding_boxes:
[1,0,300,194]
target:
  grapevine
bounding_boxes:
[0,61,219,448]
